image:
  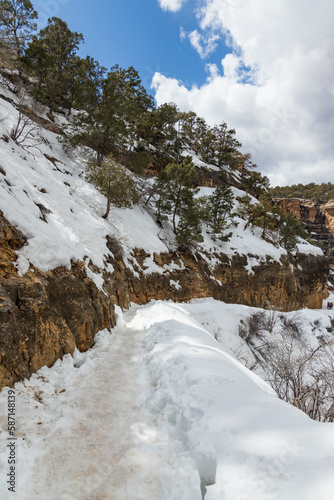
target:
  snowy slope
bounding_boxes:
[0,77,322,284]
[1,300,334,499]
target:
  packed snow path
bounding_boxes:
[1,299,334,499]
[1,307,166,500]
[30,313,164,499]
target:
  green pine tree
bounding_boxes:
[0,0,37,59]
[213,122,242,169]
[62,64,153,164]
[86,154,138,219]
[154,156,204,247]
[21,17,83,112]
[206,183,235,239]
[176,189,204,248]
[278,212,309,253]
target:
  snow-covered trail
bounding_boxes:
[2,299,334,500]
[1,307,166,500]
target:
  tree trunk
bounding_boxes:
[103,198,111,219]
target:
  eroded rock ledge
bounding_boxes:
[103,248,328,312]
[0,212,115,389]
[0,212,329,389]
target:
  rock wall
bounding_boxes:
[274,198,319,222]
[0,212,329,390]
[0,212,115,390]
[102,248,328,313]
[274,198,334,262]
[321,201,334,234]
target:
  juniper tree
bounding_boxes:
[206,183,235,240]
[0,0,37,59]
[63,64,153,164]
[86,154,138,219]
[154,156,204,247]
[213,122,242,169]
[22,17,83,112]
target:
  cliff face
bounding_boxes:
[0,212,115,389]
[321,200,334,234]
[103,248,328,312]
[274,198,334,262]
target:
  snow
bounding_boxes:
[1,300,334,499]
[169,279,182,290]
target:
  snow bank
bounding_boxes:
[128,301,334,500]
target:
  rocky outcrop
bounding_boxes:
[321,200,334,234]
[0,212,115,390]
[274,198,334,263]
[102,248,328,312]
[274,198,319,222]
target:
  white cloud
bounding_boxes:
[158,0,187,12]
[205,63,219,80]
[221,53,242,81]
[153,0,334,186]
[181,29,220,58]
[180,26,187,41]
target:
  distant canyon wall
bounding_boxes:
[274,198,334,263]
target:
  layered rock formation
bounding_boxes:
[103,248,328,312]
[0,212,115,389]
[274,198,334,262]
[322,200,334,234]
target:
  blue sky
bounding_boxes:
[32,0,334,186]
[34,0,229,94]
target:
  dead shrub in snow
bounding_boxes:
[238,311,267,346]
[238,311,334,422]
[279,312,303,339]
[261,332,334,422]
[10,109,41,155]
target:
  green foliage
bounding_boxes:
[201,128,216,164]
[175,189,204,247]
[21,17,83,112]
[0,0,37,58]
[125,149,151,175]
[269,182,334,204]
[71,56,106,112]
[86,154,138,219]
[206,183,235,240]
[62,64,153,163]
[238,193,275,238]
[213,122,242,170]
[241,171,270,197]
[237,192,310,251]
[154,157,204,247]
[136,102,181,162]
[278,212,310,252]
